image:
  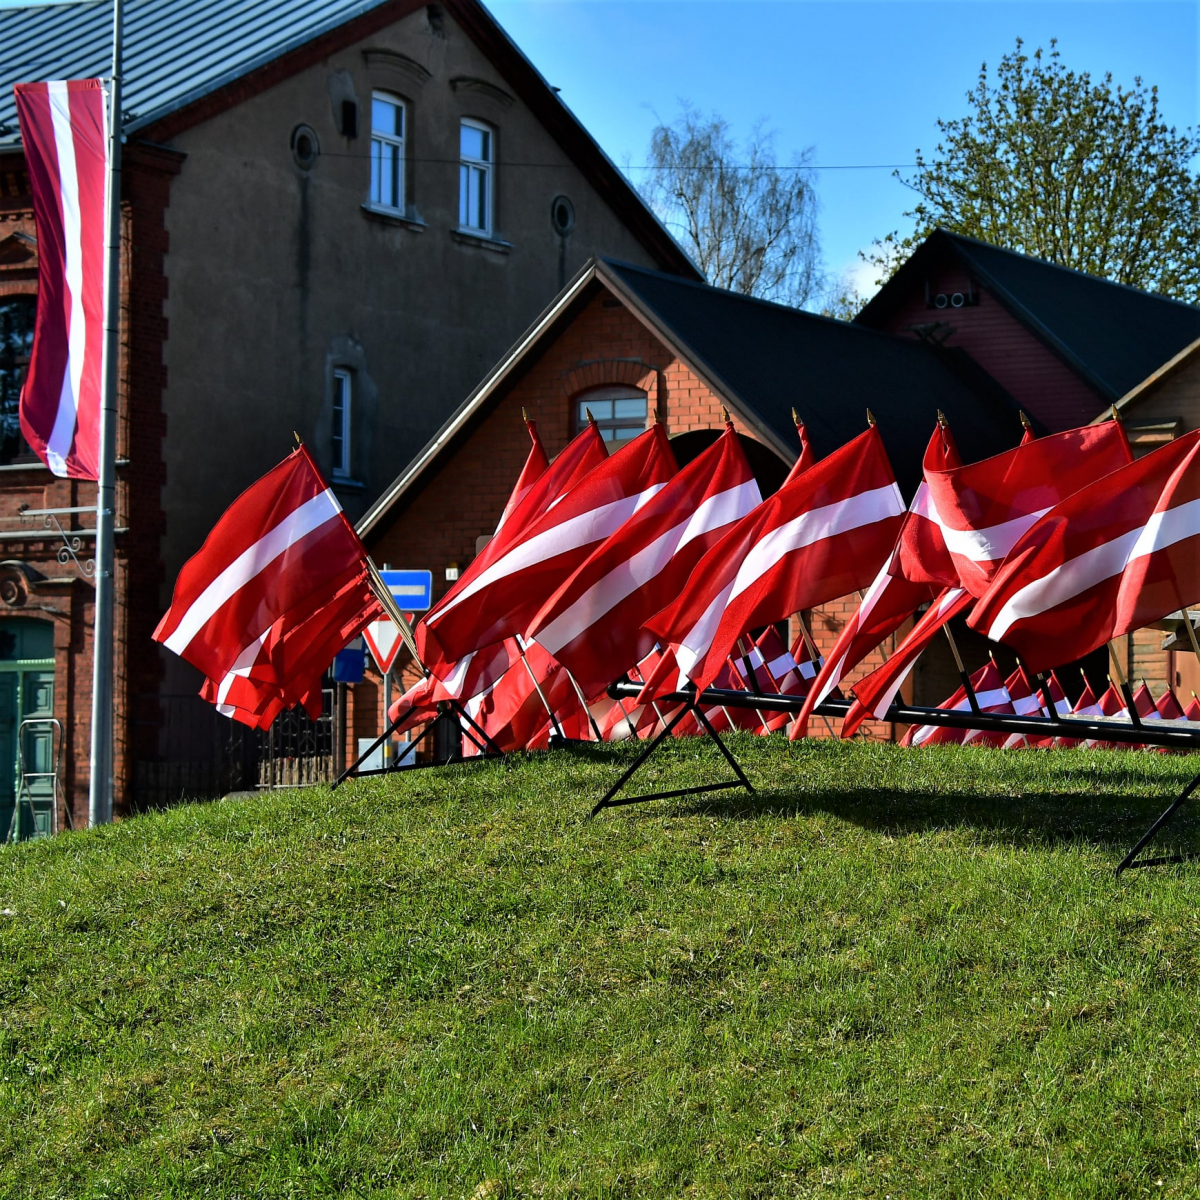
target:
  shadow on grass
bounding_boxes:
[579,737,1200,860]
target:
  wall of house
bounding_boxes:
[873,262,1105,433]
[156,3,664,607]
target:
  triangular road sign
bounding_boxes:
[363,617,403,674]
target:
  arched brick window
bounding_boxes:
[575,385,647,449]
[0,296,35,464]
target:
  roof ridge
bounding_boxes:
[940,228,1199,312]
[601,256,954,350]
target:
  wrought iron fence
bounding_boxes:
[132,686,339,809]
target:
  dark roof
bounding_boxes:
[358,257,1026,536]
[857,229,1200,403]
[603,259,1024,496]
[0,0,698,279]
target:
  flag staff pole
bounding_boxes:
[88,0,123,828]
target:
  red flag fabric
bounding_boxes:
[794,422,962,738]
[840,586,973,738]
[733,626,813,732]
[1055,678,1101,749]
[420,424,676,669]
[902,660,1010,747]
[13,79,108,479]
[387,640,518,727]
[1016,669,1071,749]
[782,417,817,483]
[999,666,1041,749]
[1087,683,1130,750]
[646,426,904,692]
[1157,687,1185,721]
[1184,695,1200,722]
[891,419,963,586]
[494,417,550,537]
[153,448,381,725]
[920,422,1133,598]
[417,420,608,675]
[528,424,759,698]
[968,429,1200,674]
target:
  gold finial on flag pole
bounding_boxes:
[585,408,595,424]
[293,430,301,448]
[791,407,803,425]
[521,407,529,422]
[866,409,876,427]
[1019,410,1032,431]
[721,407,730,423]
[937,409,947,427]
[1111,403,1122,424]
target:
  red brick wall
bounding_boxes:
[876,264,1104,433]
[0,145,180,820]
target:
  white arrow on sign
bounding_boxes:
[363,617,403,674]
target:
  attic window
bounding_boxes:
[576,386,647,448]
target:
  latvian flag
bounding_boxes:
[14,79,108,479]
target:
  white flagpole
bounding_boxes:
[88,0,122,827]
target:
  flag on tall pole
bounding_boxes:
[13,77,108,479]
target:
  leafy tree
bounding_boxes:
[642,104,822,308]
[867,40,1200,303]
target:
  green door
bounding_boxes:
[17,670,56,839]
[0,619,56,843]
[0,673,17,840]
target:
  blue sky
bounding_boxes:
[489,0,1200,297]
[3,0,1196,298]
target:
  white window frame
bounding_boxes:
[575,386,648,448]
[369,92,406,214]
[332,368,352,479]
[458,118,494,235]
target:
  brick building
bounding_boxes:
[358,238,1200,751]
[0,0,696,831]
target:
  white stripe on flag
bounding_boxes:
[47,81,84,477]
[433,484,667,622]
[533,481,755,655]
[986,497,1200,642]
[939,507,1052,565]
[163,489,342,655]
[730,484,904,604]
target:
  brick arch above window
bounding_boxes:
[561,358,661,407]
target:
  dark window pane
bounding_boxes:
[0,296,35,464]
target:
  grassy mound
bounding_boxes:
[3,737,1200,1197]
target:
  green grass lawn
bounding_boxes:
[4,737,1200,1197]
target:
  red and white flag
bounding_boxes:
[1055,677,1101,749]
[419,423,675,669]
[891,418,963,587]
[793,422,962,738]
[902,660,1010,747]
[646,426,905,692]
[920,421,1132,599]
[494,415,550,537]
[733,626,813,732]
[527,423,759,698]
[840,586,974,737]
[153,448,382,726]
[13,79,108,479]
[969,429,1200,674]
[1183,694,1200,723]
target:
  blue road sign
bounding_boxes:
[379,569,433,612]
[332,636,366,683]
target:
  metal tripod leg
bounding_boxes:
[1116,770,1200,875]
[590,701,753,818]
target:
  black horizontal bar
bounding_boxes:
[605,680,1200,752]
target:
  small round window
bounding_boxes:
[291,124,320,169]
[551,195,575,236]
